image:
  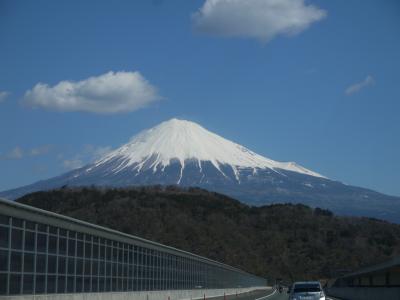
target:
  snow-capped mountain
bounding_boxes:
[2,118,400,223]
[92,118,324,182]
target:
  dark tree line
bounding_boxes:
[17,186,400,282]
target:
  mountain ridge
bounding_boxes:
[1,118,400,222]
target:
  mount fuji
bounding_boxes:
[2,118,400,222]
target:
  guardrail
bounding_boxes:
[326,257,400,300]
[0,197,266,298]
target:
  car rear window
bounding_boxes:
[293,284,321,293]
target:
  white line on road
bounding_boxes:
[254,289,277,300]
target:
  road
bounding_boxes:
[208,289,342,300]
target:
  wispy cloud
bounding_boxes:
[63,158,84,170]
[0,145,53,160]
[192,0,326,42]
[345,75,375,95]
[30,145,53,156]
[1,147,24,160]
[83,144,113,161]
[23,71,161,114]
[61,144,113,170]
[0,91,10,102]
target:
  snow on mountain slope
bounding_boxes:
[91,118,325,179]
[3,118,400,223]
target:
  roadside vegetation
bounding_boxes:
[17,186,400,282]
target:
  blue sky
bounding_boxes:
[0,0,399,196]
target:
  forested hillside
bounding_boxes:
[16,186,400,282]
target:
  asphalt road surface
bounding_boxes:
[206,289,278,300]
[207,289,342,300]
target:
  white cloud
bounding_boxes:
[0,147,24,160]
[345,75,375,95]
[7,147,23,159]
[63,159,84,170]
[192,0,326,42]
[0,91,10,102]
[30,145,52,156]
[23,71,161,114]
[0,145,53,160]
[61,144,113,170]
[83,144,113,161]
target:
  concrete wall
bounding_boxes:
[0,287,271,300]
[327,287,400,300]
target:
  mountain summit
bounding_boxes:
[1,118,400,222]
[93,118,324,182]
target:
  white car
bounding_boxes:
[288,281,325,300]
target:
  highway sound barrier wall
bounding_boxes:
[327,256,400,300]
[0,198,266,296]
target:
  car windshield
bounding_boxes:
[293,284,321,293]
